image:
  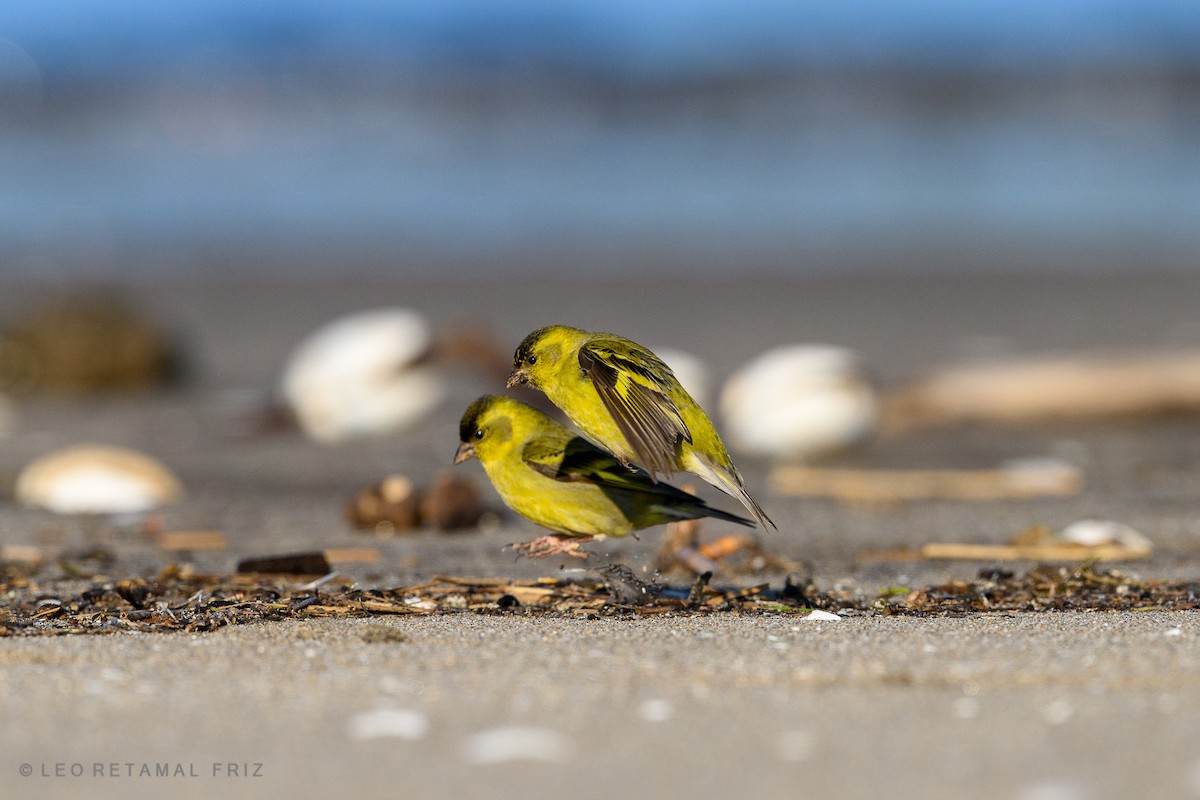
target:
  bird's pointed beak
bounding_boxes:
[453,441,476,465]
[505,368,529,389]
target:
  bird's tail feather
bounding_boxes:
[685,453,777,530]
[655,503,754,528]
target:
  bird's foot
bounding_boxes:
[510,534,594,559]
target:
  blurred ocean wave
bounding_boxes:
[2,1,1200,277]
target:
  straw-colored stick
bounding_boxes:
[771,463,1082,502]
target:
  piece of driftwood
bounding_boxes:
[883,350,1200,430]
[771,461,1082,502]
[919,542,1151,562]
[237,552,332,576]
[0,545,44,564]
[867,520,1154,563]
[156,531,229,551]
[323,547,381,564]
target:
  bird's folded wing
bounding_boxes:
[522,436,698,501]
[578,340,690,478]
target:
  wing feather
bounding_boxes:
[521,434,754,527]
[578,339,690,478]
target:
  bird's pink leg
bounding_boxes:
[510,534,594,559]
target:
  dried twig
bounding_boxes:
[919,542,1151,562]
[155,531,229,551]
[771,462,1082,503]
[883,350,1200,430]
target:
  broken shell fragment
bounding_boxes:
[1060,519,1152,552]
[721,345,878,461]
[15,445,183,514]
[280,309,444,442]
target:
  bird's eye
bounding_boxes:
[474,429,484,440]
[526,355,537,365]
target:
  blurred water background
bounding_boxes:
[2,0,1199,280]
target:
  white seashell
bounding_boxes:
[775,730,816,762]
[280,309,444,442]
[462,726,572,765]
[16,445,182,514]
[720,345,878,461]
[1059,519,1152,551]
[651,347,711,408]
[636,698,673,723]
[802,609,842,622]
[346,708,430,742]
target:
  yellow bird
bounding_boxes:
[506,325,775,528]
[453,395,753,558]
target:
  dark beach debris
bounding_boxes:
[0,295,183,394]
[591,564,661,605]
[345,472,488,534]
[360,624,409,644]
[0,562,1198,637]
[56,547,118,578]
[345,475,422,531]
[419,472,486,531]
[780,572,819,607]
[654,518,804,578]
[236,550,385,579]
[686,571,713,605]
[237,552,332,576]
[113,578,151,610]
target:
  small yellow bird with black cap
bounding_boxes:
[454,395,752,558]
[506,325,775,529]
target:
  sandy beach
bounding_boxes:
[2,273,1200,799]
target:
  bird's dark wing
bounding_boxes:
[523,436,686,497]
[521,435,754,528]
[578,338,690,478]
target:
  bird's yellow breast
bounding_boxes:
[537,355,637,461]
[479,442,635,537]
